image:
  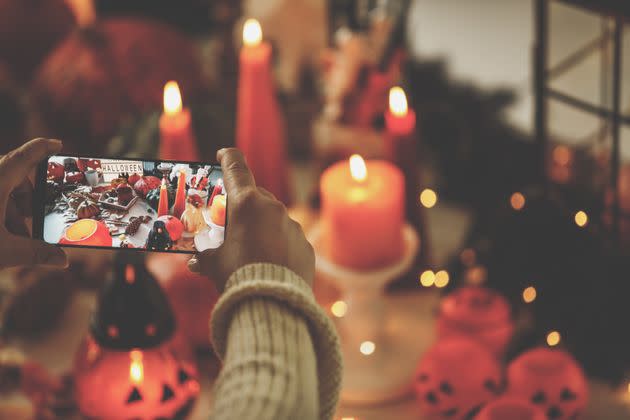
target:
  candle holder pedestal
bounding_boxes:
[308,222,420,405]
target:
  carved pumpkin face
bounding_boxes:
[505,348,588,420]
[437,286,514,357]
[74,336,200,420]
[414,338,502,419]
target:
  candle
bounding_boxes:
[157,179,169,217]
[172,170,187,219]
[159,81,199,161]
[320,155,404,269]
[236,19,289,203]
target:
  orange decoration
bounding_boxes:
[59,219,112,247]
[172,170,187,219]
[209,195,226,227]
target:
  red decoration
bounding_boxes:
[158,215,184,242]
[78,158,102,171]
[65,171,86,184]
[147,253,220,350]
[133,176,162,198]
[59,219,112,247]
[475,396,546,420]
[128,172,141,187]
[46,161,65,183]
[437,286,514,357]
[505,348,588,420]
[172,170,187,219]
[413,338,502,420]
[157,182,169,218]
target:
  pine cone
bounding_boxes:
[125,217,143,235]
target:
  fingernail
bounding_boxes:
[187,258,200,273]
[37,247,68,267]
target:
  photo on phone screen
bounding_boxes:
[37,156,226,254]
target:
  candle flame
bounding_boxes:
[243,18,263,46]
[349,154,367,183]
[163,81,182,115]
[161,177,167,188]
[129,350,144,384]
[389,86,408,117]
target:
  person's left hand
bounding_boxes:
[0,138,68,270]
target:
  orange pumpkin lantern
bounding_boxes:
[59,219,112,247]
[475,396,546,420]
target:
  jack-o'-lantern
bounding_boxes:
[59,219,112,247]
[147,253,219,350]
[505,348,588,420]
[30,18,208,154]
[414,338,502,419]
[437,286,514,357]
[74,253,199,419]
[158,215,184,241]
[46,161,65,183]
[474,396,546,420]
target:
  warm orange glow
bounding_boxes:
[349,154,368,183]
[460,248,476,266]
[434,270,450,288]
[163,81,183,115]
[243,18,263,46]
[420,270,435,287]
[125,264,135,284]
[420,189,437,208]
[466,265,487,285]
[523,286,537,303]
[553,145,571,165]
[360,341,375,355]
[65,218,98,241]
[575,211,588,227]
[627,382,630,394]
[547,331,561,347]
[510,192,526,210]
[331,300,348,318]
[129,350,144,384]
[389,86,408,117]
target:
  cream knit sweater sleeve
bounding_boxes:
[209,263,343,420]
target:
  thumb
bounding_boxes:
[1,237,68,269]
[188,248,225,289]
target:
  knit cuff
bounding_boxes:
[211,263,342,420]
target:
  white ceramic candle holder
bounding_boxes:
[308,222,420,405]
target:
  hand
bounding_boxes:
[188,148,314,291]
[0,139,68,270]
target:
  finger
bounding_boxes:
[216,148,256,195]
[5,199,30,237]
[0,236,68,269]
[188,248,225,290]
[10,178,33,217]
[257,187,276,200]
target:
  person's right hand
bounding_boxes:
[188,148,314,292]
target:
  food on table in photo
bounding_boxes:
[59,219,112,247]
[46,161,65,182]
[65,170,85,184]
[181,194,205,235]
[115,184,134,206]
[63,157,79,172]
[209,194,226,226]
[133,175,162,198]
[145,220,174,251]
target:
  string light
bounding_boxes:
[547,331,561,347]
[434,270,450,288]
[331,301,348,318]
[522,286,537,303]
[574,211,588,227]
[420,189,438,208]
[510,192,526,211]
[360,341,375,355]
[420,270,435,287]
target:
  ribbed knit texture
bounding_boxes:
[210,263,343,420]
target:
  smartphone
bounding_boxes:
[33,155,226,254]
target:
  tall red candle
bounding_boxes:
[172,170,187,218]
[157,179,169,217]
[236,19,289,203]
[159,81,199,161]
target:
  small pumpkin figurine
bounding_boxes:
[77,200,100,219]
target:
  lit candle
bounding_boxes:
[320,155,404,269]
[159,81,199,161]
[172,170,187,219]
[236,19,289,203]
[157,179,169,217]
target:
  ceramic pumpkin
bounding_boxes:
[474,396,546,420]
[134,176,162,198]
[46,161,65,183]
[128,172,142,187]
[505,348,588,420]
[158,215,184,241]
[414,338,502,420]
[437,286,514,357]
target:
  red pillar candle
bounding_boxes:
[236,19,289,203]
[159,81,199,161]
[320,155,404,270]
[157,179,169,217]
[172,170,187,219]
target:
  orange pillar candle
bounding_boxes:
[159,81,199,161]
[157,179,169,217]
[320,155,405,270]
[172,170,187,219]
[236,19,289,203]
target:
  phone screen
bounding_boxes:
[34,156,226,254]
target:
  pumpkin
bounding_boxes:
[65,171,86,184]
[77,201,100,219]
[116,184,134,206]
[0,0,76,81]
[146,185,175,211]
[59,219,112,247]
[158,215,184,242]
[475,396,546,420]
[209,194,226,226]
[128,172,141,186]
[30,18,208,154]
[134,176,162,198]
[46,161,65,183]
